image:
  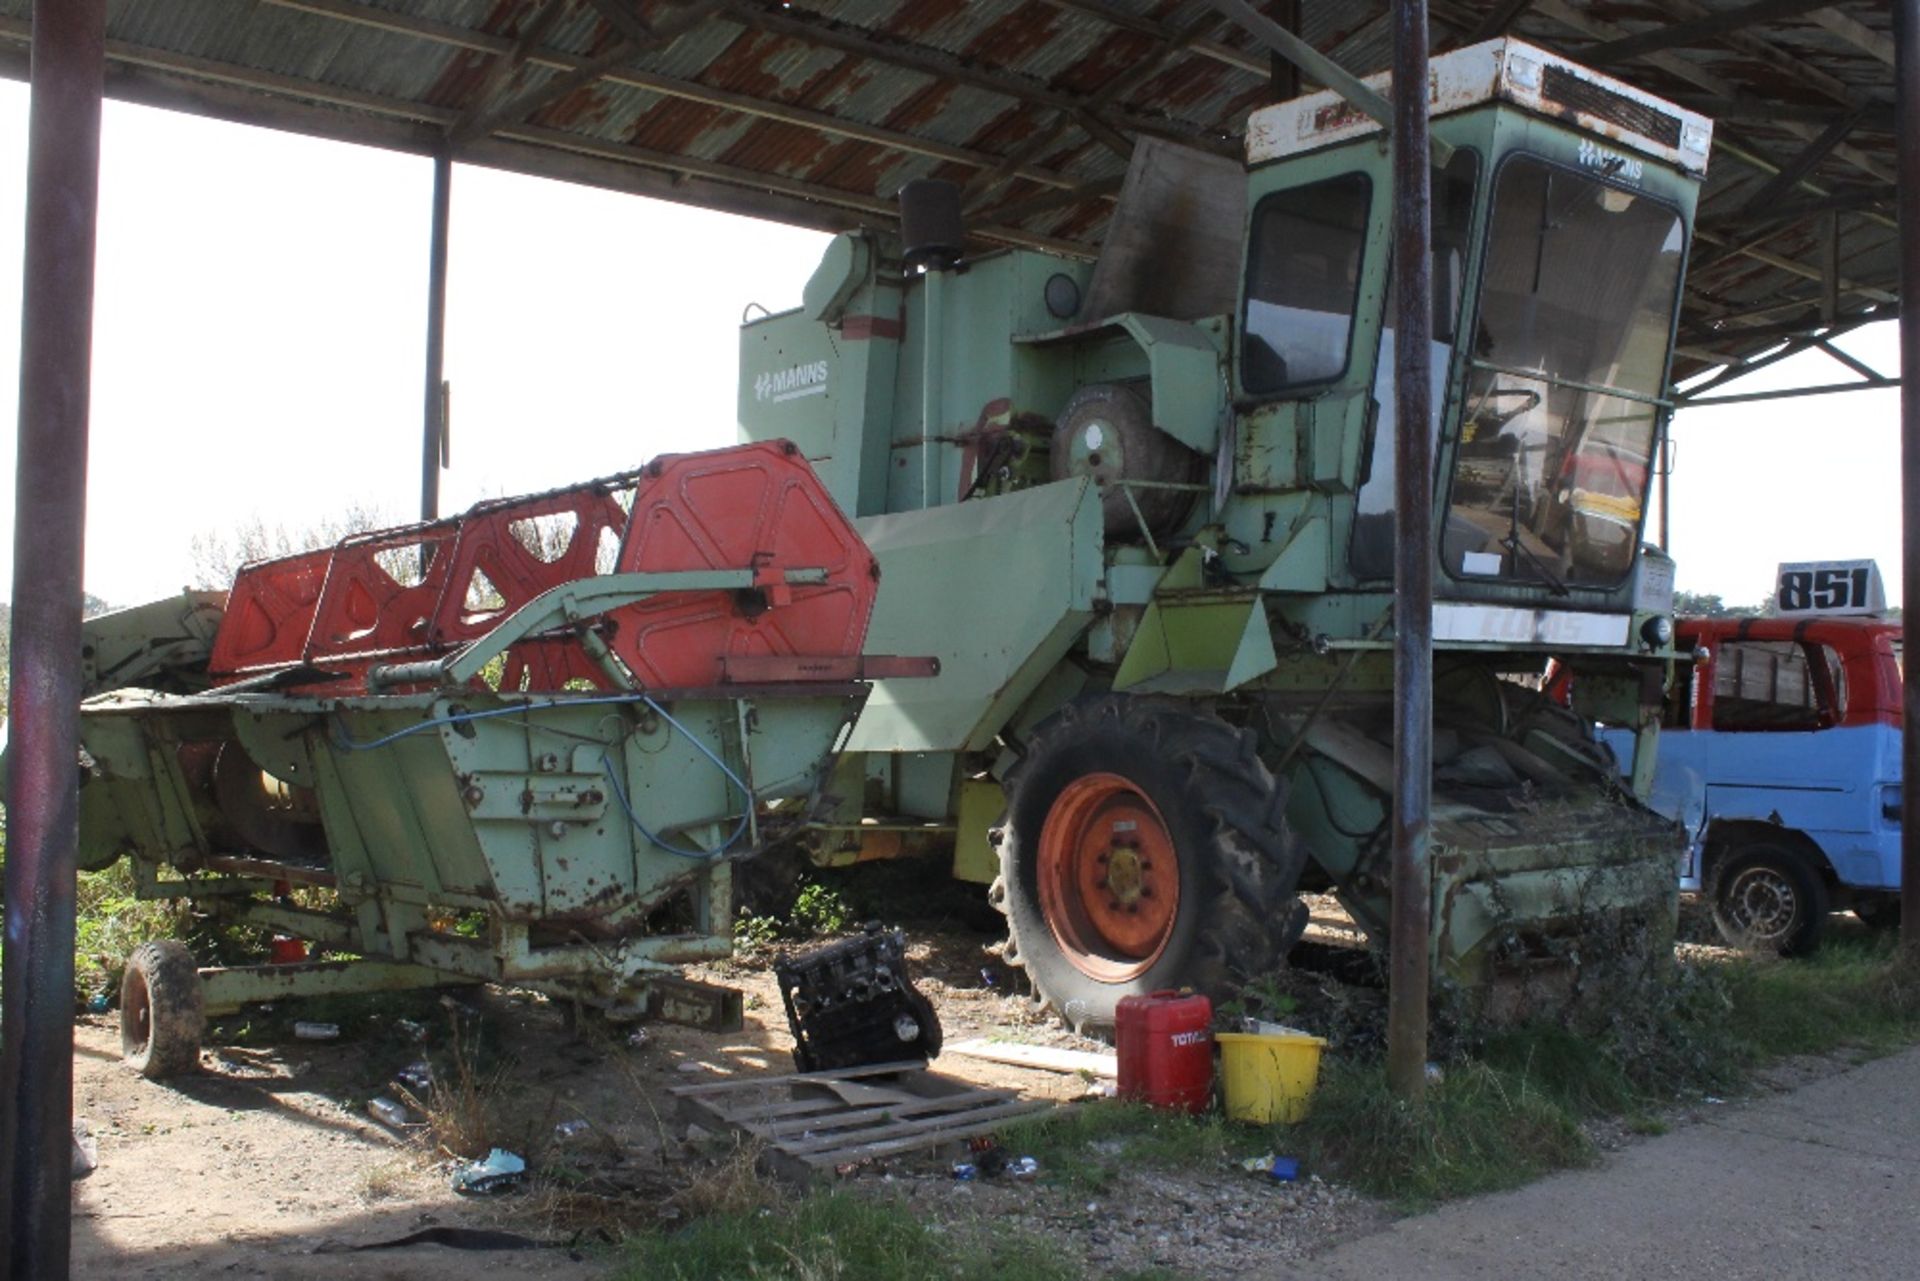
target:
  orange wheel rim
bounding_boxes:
[1036,772,1180,982]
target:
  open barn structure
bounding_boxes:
[1,2,1915,1273]
[0,0,1907,405]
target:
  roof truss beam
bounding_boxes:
[261,0,1089,193]
[962,5,1233,210]
[1735,104,1866,216]
[715,3,1216,156]
[1037,0,1266,76]
[446,0,573,146]
[1810,7,1895,65]
[1581,0,1840,67]
[1531,0,1894,190]
[1467,0,1537,43]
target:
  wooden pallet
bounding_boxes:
[670,1060,1051,1180]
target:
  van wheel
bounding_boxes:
[1711,844,1829,956]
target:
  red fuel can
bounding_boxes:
[1115,990,1214,1113]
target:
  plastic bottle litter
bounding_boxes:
[1007,1156,1039,1180]
[950,1162,978,1182]
[293,1021,340,1041]
[395,1018,428,1042]
[554,1119,591,1140]
[366,1096,412,1128]
[393,1062,433,1094]
[85,992,110,1015]
[452,1148,527,1195]
[1241,1153,1301,1182]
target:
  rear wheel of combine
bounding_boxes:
[1711,843,1829,956]
[989,696,1305,1034]
[120,940,205,1079]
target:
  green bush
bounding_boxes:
[74,862,190,1004]
[789,880,853,936]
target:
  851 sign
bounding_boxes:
[1774,559,1886,616]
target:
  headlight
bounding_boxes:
[1641,615,1673,649]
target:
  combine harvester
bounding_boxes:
[75,37,1709,1067]
[736,37,1708,1029]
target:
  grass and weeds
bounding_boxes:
[734,876,860,955]
[993,936,1920,1216]
[1001,1100,1270,1192]
[1716,936,1920,1059]
[617,933,1920,1278]
[74,861,190,1001]
[619,1189,1086,1281]
[1292,1058,1593,1203]
[74,860,305,1005]
[396,1006,515,1160]
[1302,936,1920,1204]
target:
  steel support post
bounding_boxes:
[1386,0,1434,1101]
[0,0,106,1272]
[1896,0,1920,968]
[421,148,451,522]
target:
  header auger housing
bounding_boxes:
[65,442,932,1075]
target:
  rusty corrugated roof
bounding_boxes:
[0,1,1900,391]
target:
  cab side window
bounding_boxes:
[1712,640,1847,731]
[1241,173,1371,394]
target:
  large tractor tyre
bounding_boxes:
[1710,843,1831,957]
[989,696,1306,1034]
[120,939,205,1079]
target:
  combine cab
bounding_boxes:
[737,39,1708,1029]
[68,443,930,1074]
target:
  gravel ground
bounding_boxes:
[835,1163,1386,1280]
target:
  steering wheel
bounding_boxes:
[1465,386,1544,435]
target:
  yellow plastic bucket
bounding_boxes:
[1216,1031,1328,1124]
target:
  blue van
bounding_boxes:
[1607,612,1902,953]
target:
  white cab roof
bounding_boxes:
[1246,38,1713,177]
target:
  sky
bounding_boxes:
[0,84,830,606]
[0,82,1905,609]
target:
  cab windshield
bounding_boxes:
[1443,156,1684,590]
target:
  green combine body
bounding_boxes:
[737,37,1706,1028]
